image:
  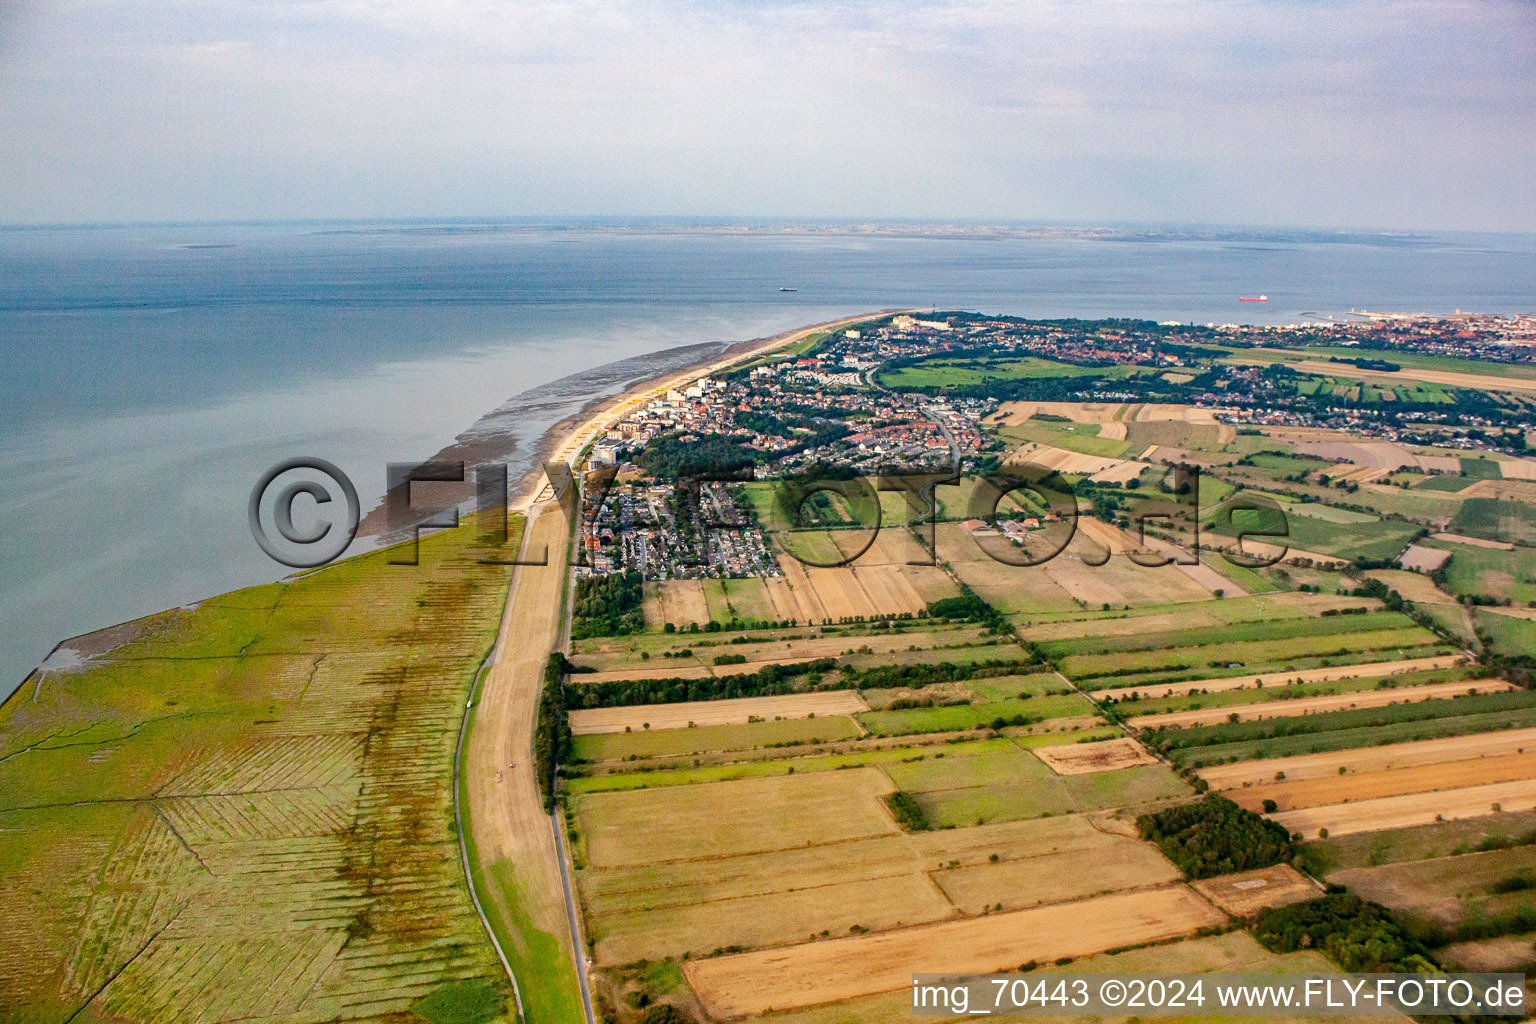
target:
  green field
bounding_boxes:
[1155,690,1536,766]
[0,515,527,1021]
[1208,508,1419,562]
[856,693,1095,736]
[1117,665,1485,718]
[1432,541,1536,605]
[1299,347,1536,382]
[1301,811,1536,875]
[1451,498,1536,546]
[886,741,1188,827]
[879,355,1147,390]
[563,731,1122,794]
[1036,610,1416,660]
[571,715,863,761]
[1061,625,1439,686]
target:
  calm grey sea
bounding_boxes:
[3,220,1535,695]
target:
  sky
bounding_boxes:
[0,0,1533,231]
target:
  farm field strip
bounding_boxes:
[1126,679,1513,730]
[1118,666,1487,717]
[569,691,869,734]
[1090,655,1468,701]
[1035,610,1414,659]
[1273,777,1536,838]
[564,731,1123,795]
[571,716,864,762]
[1060,625,1439,683]
[1016,592,1377,643]
[1199,726,1536,789]
[682,886,1225,1018]
[1229,752,1536,813]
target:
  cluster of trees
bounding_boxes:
[926,589,1006,630]
[566,658,840,709]
[533,653,572,811]
[638,433,755,479]
[734,410,850,454]
[572,570,645,638]
[885,791,931,831]
[1136,796,1293,879]
[840,656,1038,690]
[1253,893,1435,972]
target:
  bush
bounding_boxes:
[885,791,930,832]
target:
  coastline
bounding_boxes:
[510,308,908,507]
[10,310,901,692]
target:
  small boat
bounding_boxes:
[779,287,798,292]
[1239,295,1269,302]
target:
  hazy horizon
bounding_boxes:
[1,0,1531,231]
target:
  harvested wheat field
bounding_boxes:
[1007,441,1126,477]
[1273,777,1536,839]
[576,768,897,867]
[1034,737,1159,775]
[1127,679,1511,730]
[656,579,711,626]
[1365,569,1457,605]
[1044,549,1214,608]
[1433,532,1516,551]
[775,556,830,623]
[1092,654,1468,701]
[850,564,928,616]
[1192,865,1317,916]
[1200,726,1536,791]
[1495,457,1536,481]
[986,401,1127,427]
[932,835,1181,914]
[582,813,1183,965]
[1229,752,1536,813]
[684,886,1224,1018]
[569,691,870,735]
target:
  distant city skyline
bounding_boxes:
[1,0,1532,231]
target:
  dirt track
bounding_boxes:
[464,502,582,1014]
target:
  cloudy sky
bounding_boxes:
[0,0,1532,230]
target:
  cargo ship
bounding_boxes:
[1239,295,1269,302]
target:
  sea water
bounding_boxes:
[2,219,1534,693]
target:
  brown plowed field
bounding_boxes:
[683,886,1224,1018]
[1127,679,1511,730]
[1201,727,1536,790]
[569,691,869,734]
[1229,752,1536,813]
[1273,777,1536,838]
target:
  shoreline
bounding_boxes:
[9,310,902,692]
[507,308,910,509]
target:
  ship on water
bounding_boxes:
[1240,294,1269,302]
